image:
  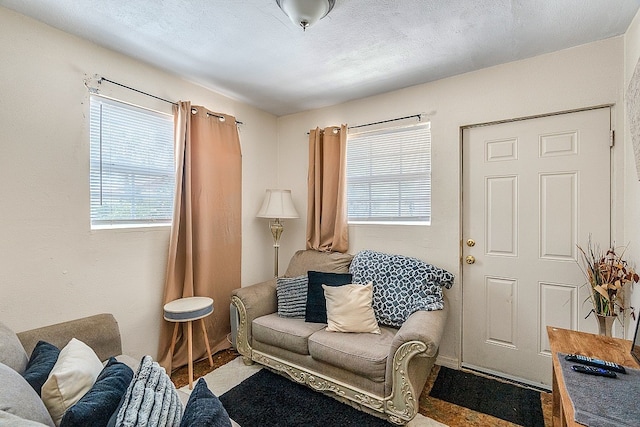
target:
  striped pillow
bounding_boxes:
[276,275,308,318]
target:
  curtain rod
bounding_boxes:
[98,77,243,125]
[100,77,176,105]
[349,113,422,130]
[306,113,423,135]
[189,108,244,125]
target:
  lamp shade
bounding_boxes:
[257,189,300,219]
[276,0,335,30]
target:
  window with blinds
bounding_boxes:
[89,95,175,228]
[346,123,431,224]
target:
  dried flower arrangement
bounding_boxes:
[577,238,639,320]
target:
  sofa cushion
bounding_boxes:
[305,271,352,323]
[323,283,380,334]
[308,328,396,382]
[350,250,455,328]
[0,320,29,373]
[114,354,140,372]
[0,362,55,427]
[60,357,133,427]
[284,250,353,277]
[41,338,104,425]
[276,275,308,318]
[0,409,51,426]
[22,341,60,396]
[253,314,325,355]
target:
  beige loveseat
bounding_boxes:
[231,250,450,425]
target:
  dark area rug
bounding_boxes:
[429,367,544,427]
[220,369,394,427]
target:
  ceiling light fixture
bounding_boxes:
[276,0,336,31]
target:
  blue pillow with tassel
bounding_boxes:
[22,340,60,396]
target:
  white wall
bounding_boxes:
[625,9,640,339]
[0,7,278,359]
[277,38,626,366]
[2,3,637,366]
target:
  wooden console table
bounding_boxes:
[547,326,639,427]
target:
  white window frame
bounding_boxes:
[346,122,431,225]
[89,95,175,229]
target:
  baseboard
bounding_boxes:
[435,355,459,369]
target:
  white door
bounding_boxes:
[461,108,611,388]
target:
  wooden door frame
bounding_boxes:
[458,104,615,384]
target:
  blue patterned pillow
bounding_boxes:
[276,275,308,318]
[349,250,454,328]
[22,341,60,396]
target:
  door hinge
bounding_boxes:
[610,130,615,147]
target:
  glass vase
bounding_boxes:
[596,314,616,337]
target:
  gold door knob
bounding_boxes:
[466,239,475,247]
[465,255,476,264]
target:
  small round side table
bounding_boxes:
[163,296,214,389]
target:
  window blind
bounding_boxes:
[347,123,431,223]
[89,95,175,227]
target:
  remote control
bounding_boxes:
[564,354,626,373]
[571,365,617,378]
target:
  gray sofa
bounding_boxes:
[15,313,143,377]
[0,314,133,426]
[16,314,127,364]
[231,250,449,425]
[0,314,195,426]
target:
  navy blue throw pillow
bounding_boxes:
[22,340,60,396]
[180,378,232,427]
[305,271,353,323]
[60,357,134,427]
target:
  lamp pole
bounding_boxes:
[269,218,284,278]
[256,189,299,279]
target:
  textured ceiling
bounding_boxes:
[1,0,639,116]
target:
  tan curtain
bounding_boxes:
[158,102,242,373]
[306,125,348,253]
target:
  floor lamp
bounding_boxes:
[257,189,299,277]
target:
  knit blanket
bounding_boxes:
[114,355,183,426]
[350,250,454,327]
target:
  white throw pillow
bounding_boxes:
[322,282,381,334]
[41,338,103,426]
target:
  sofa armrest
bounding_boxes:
[384,298,449,414]
[231,279,277,358]
[232,279,277,320]
[17,313,122,362]
[390,302,449,359]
